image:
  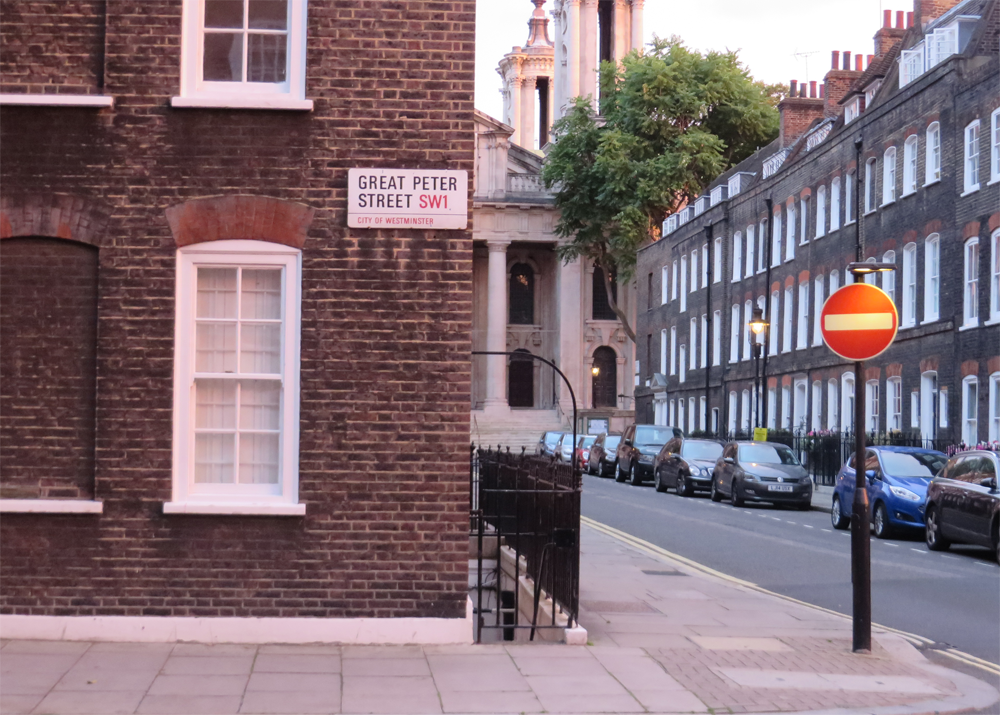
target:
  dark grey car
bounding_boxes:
[711,441,812,510]
[588,433,622,477]
[925,450,1000,562]
[653,437,724,496]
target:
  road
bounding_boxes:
[581,473,1000,665]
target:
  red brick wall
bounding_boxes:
[0,238,99,500]
[0,1,475,620]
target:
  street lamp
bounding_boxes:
[748,307,769,430]
[591,366,600,377]
[847,261,895,275]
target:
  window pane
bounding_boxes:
[240,433,279,484]
[196,323,237,373]
[205,0,244,28]
[195,379,237,429]
[240,380,281,430]
[204,32,244,81]
[248,33,287,83]
[248,0,288,29]
[240,323,281,373]
[241,269,282,320]
[195,433,235,483]
[198,267,238,318]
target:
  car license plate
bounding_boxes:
[768,484,794,492]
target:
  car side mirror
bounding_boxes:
[865,470,877,481]
[724,457,735,465]
[980,476,998,491]
[624,439,632,447]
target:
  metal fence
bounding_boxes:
[715,430,958,485]
[469,446,581,642]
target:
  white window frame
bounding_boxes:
[688,397,696,433]
[882,147,896,205]
[169,239,304,515]
[701,244,709,288]
[830,177,841,231]
[989,372,1000,442]
[680,256,687,312]
[701,314,708,370]
[812,276,824,346]
[902,242,917,328]
[830,269,840,295]
[828,379,839,431]
[732,232,742,282]
[730,304,740,364]
[842,372,856,433]
[660,266,669,305]
[816,185,826,238]
[690,251,698,293]
[864,158,877,214]
[781,385,792,430]
[768,291,779,356]
[700,396,707,431]
[925,122,941,185]
[679,345,687,383]
[845,96,861,124]
[990,229,1000,323]
[962,375,979,446]
[887,377,902,432]
[174,0,312,110]
[660,328,668,374]
[940,388,949,429]
[785,203,796,261]
[865,380,879,433]
[811,381,822,431]
[713,237,723,284]
[911,391,920,429]
[767,388,777,430]
[669,326,677,375]
[728,392,738,434]
[799,197,809,246]
[964,120,980,194]
[772,212,782,267]
[845,172,856,224]
[740,390,751,432]
[903,135,918,196]
[690,317,697,370]
[712,310,721,366]
[671,260,678,300]
[758,220,768,273]
[796,282,808,350]
[963,237,980,328]
[782,287,793,353]
[991,108,1000,184]
[923,235,939,323]
[882,250,895,303]
[745,226,754,278]
[742,300,752,362]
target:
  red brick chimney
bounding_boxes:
[823,51,863,118]
[779,79,825,147]
[913,0,963,29]
[874,8,907,56]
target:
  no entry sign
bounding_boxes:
[820,283,898,361]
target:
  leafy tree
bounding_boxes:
[542,36,781,341]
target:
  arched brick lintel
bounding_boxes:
[165,195,315,249]
[961,360,979,378]
[0,193,111,247]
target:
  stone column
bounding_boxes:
[484,240,511,413]
[565,0,581,105]
[547,79,556,135]
[556,256,583,417]
[630,0,644,54]
[580,0,599,107]
[520,76,536,151]
[614,0,629,62]
[508,77,523,147]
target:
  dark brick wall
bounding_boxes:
[0,1,475,620]
[0,238,99,500]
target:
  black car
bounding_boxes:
[925,450,1000,562]
[653,437,725,496]
[615,424,683,486]
[536,431,564,458]
[711,441,812,510]
[588,433,622,477]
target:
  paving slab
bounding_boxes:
[341,656,429,677]
[146,673,249,696]
[246,672,340,692]
[240,689,341,714]
[31,689,146,714]
[53,665,160,692]
[136,694,243,714]
[253,653,341,674]
[161,655,254,675]
[0,694,42,714]
[438,688,544,713]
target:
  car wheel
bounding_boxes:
[654,468,666,493]
[873,502,892,539]
[630,463,642,486]
[676,475,690,497]
[710,480,723,502]
[730,479,744,507]
[831,495,849,530]
[615,461,626,483]
[925,504,949,551]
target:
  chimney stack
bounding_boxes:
[874,8,907,56]
[779,79,826,147]
[914,0,964,29]
[824,50,864,118]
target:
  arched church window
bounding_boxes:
[508,349,534,408]
[592,266,618,321]
[592,346,617,408]
[509,263,534,325]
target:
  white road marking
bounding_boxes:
[821,528,832,533]
[884,543,898,547]
[974,562,993,568]
[911,549,926,554]
[941,555,958,560]
[786,521,797,525]
[803,524,814,529]
[770,517,783,522]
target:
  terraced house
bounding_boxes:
[636,0,1000,448]
[0,0,476,643]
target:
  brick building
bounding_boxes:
[636,0,999,448]
[0,0,476,643]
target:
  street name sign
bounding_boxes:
[347,168,468,229]
[820,283,898,361]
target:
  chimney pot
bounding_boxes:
[867,54,874,67]
[907,11,914,27]
[896,10,904,27]
[820,84,825,98]
[801,84,807,97]
[855,54,863,71]
[832,50,840,69]
[883,9,892,27]
[810,80,818,98]
[843,51,851,70]
[790,79,798,96]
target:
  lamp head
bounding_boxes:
[591,366,601,377]
[748,306,768,335]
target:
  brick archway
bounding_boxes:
[164,195,315,248]
[0,194,111,246]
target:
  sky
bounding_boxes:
[475,0,889,120]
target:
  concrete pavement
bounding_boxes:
[1,523,997,715]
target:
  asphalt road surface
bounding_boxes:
[582,473,1000,665]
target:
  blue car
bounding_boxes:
[831,446,948,538]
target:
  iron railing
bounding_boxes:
[470,446,581,642]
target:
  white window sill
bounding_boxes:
[901,189,917,198]
[984,317,1000,327]
[923,178,941,188]
[0,499,103,514]
[0,93,114,108]
[901,321,916,330]
[799,240,809,246]
[163,502,306,516]
[170,95,314,111]
[958,321,980,331]
[960,186,980,197]
[784,256,795,263]
[987,177,1000,186]
[816,233,825,240]
[920,317,939,326]
[864,210,877,217]
[880,199,895,208]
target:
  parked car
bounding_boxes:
[576,435,597,467]
[536,431,564,457]
[711,441,812,510]
[653,437,725,496]
[830,446,947,538]
[924,450,1000,562]
[615,424,683,486]
[555,432,578,462]
[588,433,622,477]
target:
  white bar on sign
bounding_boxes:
[824,313,894,331]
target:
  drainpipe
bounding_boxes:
[704,224,713,433]
[761,197,774,430]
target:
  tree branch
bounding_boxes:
[596,254,637,344]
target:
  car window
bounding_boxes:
[545,432,561,447]
[579,436,597,448]
[948,456,978,483]
[982,459,997,478]
[682,441,724,461]
[865,450,880,475]
[962,456,993,484]
[605,435,621,450]
[593,434,605,447]
[634,426,673,445]
[739,444,801,465]
[879,451,947,478]
[664,438,680,455]
[723,444,737,460]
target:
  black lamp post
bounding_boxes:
[748,307,769,430]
